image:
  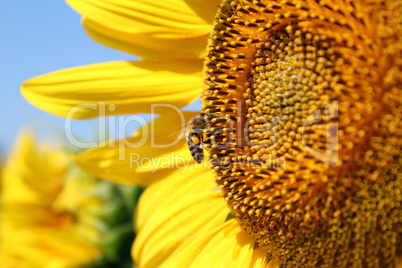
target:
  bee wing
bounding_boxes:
[168,124,192,139]
[170,115,203,140]
[178,125,192,139]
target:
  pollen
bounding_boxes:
[202,0,402,267]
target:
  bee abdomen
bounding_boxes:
[188,132,204,163]
[189,145,204,163]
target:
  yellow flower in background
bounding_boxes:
[0,131,139,267]
[0,131,100,267]
[21,0,401,268]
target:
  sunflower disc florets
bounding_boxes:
[201,0,402,267]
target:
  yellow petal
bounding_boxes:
[156,220,259,268]
[67,0,217,59]
[135,165,219,231]
[2,131,69,205]
[134,192,227,268]
[250,248,280,268]
[2,224,99,268]
[22,60,202,119]
[134,165,217,231]
[188,220,255,268]
[76,111,200,186]
[185,0,222,23]
[133,165,229,267]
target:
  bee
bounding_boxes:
[179,114,211,163]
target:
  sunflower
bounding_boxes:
[201,0,401,267]
[21,0,401,267]
[0,131,138,267]
[0,131,101,267]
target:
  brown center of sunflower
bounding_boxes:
[201,0,402,267]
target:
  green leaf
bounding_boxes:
[99,222,135,263]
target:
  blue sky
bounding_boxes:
[0,1,201,156]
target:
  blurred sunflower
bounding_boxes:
[0,131,139,268]
[22,0,401,267]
